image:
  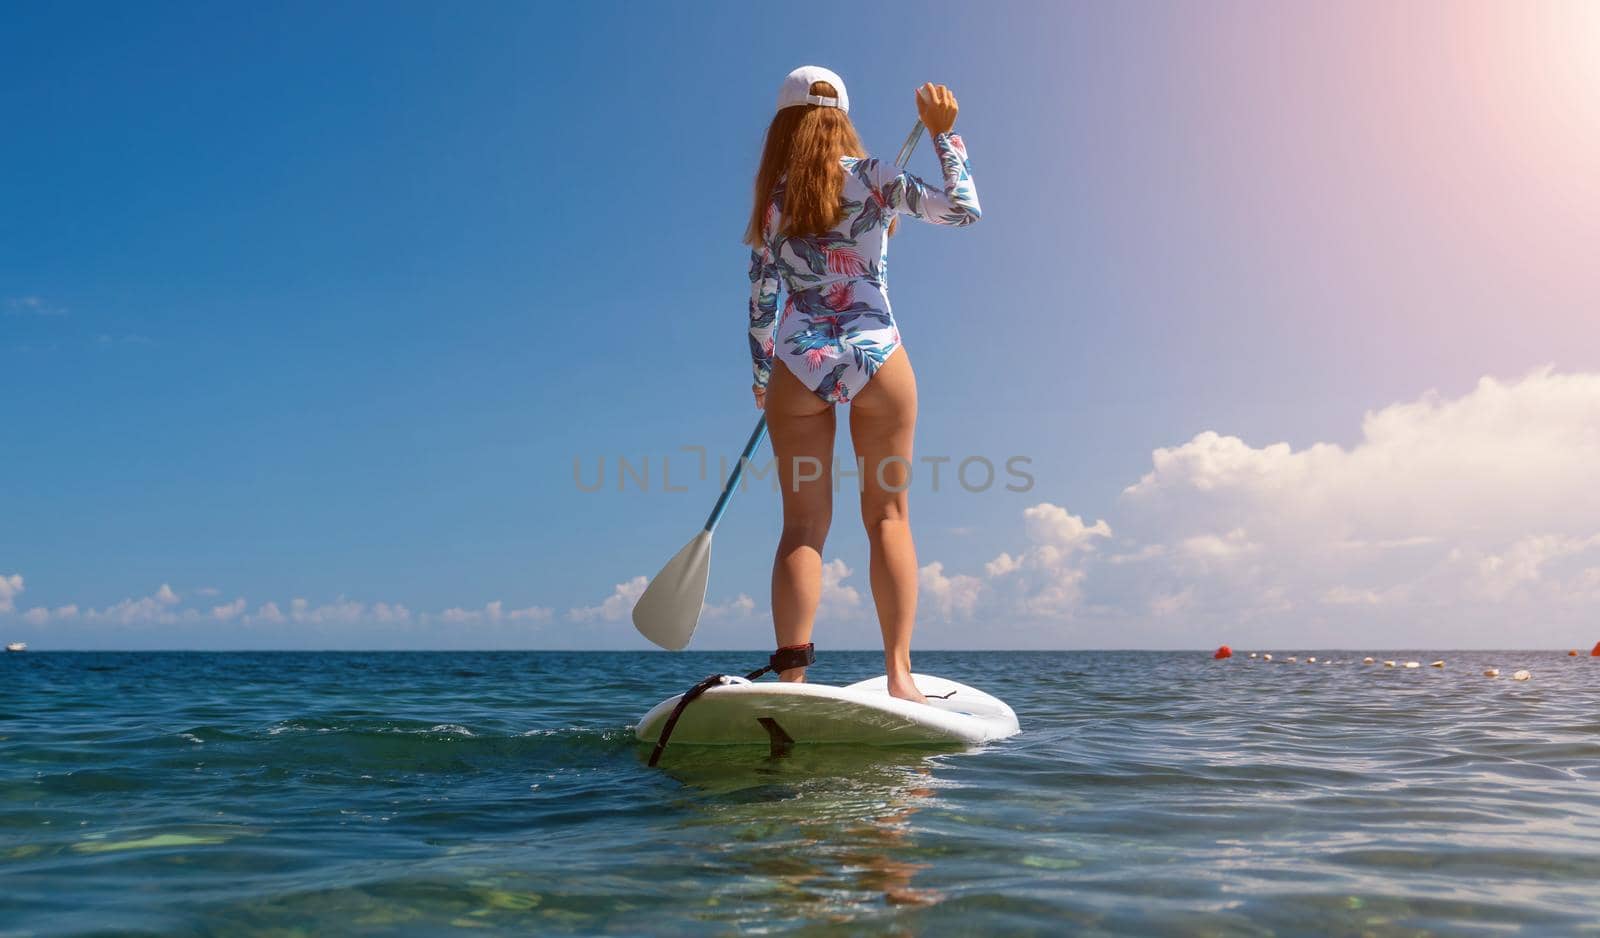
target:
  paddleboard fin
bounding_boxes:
[757,717,795,758]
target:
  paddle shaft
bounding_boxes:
[895,120,925,166]
[703,415,768,532]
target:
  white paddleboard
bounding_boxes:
[635,673,1019,748]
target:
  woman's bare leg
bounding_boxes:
[765,360,835,682]
[848,350,925,704]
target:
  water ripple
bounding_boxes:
[4,650,1600,935]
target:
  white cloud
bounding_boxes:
[919,562,982,619]
[1461,534,1600,602]
[1107,544,1166,565]
[1321,586,1383,606]
[12,368,1597,649]
[1179,528,1257,561]
[85,584,189,625]
[5,296,67,316]
[0,574,22,613]
[1024,503,1113,549]
[1103,366,1600,641]
[703,593,758,620]
[980,503,1111,617]
[568,576,649,623]
[879,368,1600,646]
[17,604,79,625]
[1148,589,1194,617]
[1123,367,1600,545]
[250,602,285,624]
[819,559,861,615]
[292,597,341,623]
[282,598,411,625]
[370,602,410,624]
[439,600,553,625]
[211,598,247,622]
[984,552,1021,577]
[504,602,555,622]
[2,577,571,638]
[4,581,561,633]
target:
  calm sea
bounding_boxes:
[3,650,1598,936]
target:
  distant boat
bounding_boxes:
[5,642,25,653]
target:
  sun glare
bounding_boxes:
[1557,0,1600,109]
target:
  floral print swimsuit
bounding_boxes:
[747,130,981,404]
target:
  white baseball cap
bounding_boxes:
[776,65,849,114]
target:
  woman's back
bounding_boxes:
[749,130,980,402]
[758,132,980,298]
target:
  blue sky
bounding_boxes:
[4,2,1599,649]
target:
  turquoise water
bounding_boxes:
[3,650,1599,936]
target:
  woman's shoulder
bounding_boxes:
[841,154,886,188]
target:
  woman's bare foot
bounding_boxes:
[886,674,927,704]
[778,667,807,683]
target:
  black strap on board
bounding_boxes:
[645,673,725,767]
[645,643,815,768]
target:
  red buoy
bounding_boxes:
[1214,645,1232,659]
[1591,641,1600,657]
[1570,650,1579,657]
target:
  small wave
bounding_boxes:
[519,726,632,742]
[268,722,480,737]
[267,722,346,736]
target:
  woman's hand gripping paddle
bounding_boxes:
[630,120,926,651]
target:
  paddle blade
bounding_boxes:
[631,530,712,650]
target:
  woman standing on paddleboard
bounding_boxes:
[746,66,980,704]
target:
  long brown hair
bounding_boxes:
[744,80,898,248]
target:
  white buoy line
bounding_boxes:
[1222,653,1550,681]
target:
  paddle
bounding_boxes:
[894,119,925,167]
[631,417,769,650]
[631,120,927,651]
